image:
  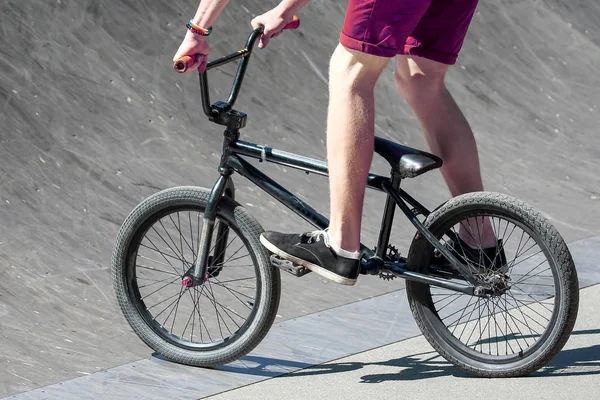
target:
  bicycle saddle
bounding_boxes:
[374,136,442,178]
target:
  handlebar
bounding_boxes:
[173,17,300,120]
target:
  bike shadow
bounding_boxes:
[281,329,600,382]
[532,328,600,377]
[284,350,468,382]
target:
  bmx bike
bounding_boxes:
[112,25,579,378]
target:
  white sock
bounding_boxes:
[327,233,360,260]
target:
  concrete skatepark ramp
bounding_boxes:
[1,0,599,397]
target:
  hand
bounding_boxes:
[251,6,295,49]
[173,31,210,73]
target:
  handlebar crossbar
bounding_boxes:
[174,16,299,126]
[198,27,264,118]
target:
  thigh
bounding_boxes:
[406,0,480,65]
[339,0,433,58]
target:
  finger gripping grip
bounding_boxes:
[174,55,194,73]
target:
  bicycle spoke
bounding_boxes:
[188,211,197,260]
[174,212,191,257]
[511,286,554,299]
[466,298,484,350]
[507,292,540,339]
[435,293,465,313]
[508,231,528,269]
[206,281,243,329]
[136,263,179,276]
[213,244,249,267]
[178,287,203,342]
[490,297,516,355]
[454,222,496,270]
[446,297,480,328]
[211,279,255,302]
[509,250,545,275]
[141,276,182,301]
[154,222,187,271]
[512,264,551,286]
[191,286,213,343]
[159,217,185,258]
[507,291,552,323]
[215,276,256,284]
[137,249,188,270]
[137,274,182,289]
[458,298,484,343]
[447,295,475,334]
[500,223,518,251]
[490,298,499,355]
[142,237,184,276]
[207,292,248,322]
[514,240,537,263]
[205,280,227,338]
[168,286,184,334]
[502,299,529,350]
[209,224,236,262]
[151,288,188,322]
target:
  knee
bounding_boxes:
[394,67,446,106]
[329,45,387,92]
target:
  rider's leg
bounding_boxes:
[326,45,390,253]
[259,45,390,286]
[394,55,496,248]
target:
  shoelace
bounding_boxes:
[304,229,331,248]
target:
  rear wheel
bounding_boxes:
[112,186,281,367]
[406,192,579,377]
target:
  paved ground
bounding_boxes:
[3,235,598,399]
[0,0,599,397]
[206,283,600,400]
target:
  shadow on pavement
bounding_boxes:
[279,350,468,382]
[217,355,315,377]
[276,329,600,382]
[534,329,600,377]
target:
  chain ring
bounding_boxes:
[376,244,400,281]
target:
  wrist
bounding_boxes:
[185,30,207,41]
[191,15,211,29]
[186,20,212,37]
[275,2,299,21]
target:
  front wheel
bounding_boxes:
[111,186,281,367]
[406,192,579,377]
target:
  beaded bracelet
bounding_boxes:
[186,20,212,36]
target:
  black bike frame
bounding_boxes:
[188,28,480,296]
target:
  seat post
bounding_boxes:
[375,172,402,258]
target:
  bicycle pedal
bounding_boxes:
[270,255,312,277]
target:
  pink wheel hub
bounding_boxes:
[181,277,193,287]
[181,272,211,288]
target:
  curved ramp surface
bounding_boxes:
[1,0,599,396]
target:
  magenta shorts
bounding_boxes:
[340,0,479,65]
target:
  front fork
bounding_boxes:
[184,173,235,286]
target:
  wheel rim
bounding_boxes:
[423,210,560,363]
[125,205,261,351]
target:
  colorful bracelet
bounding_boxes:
[186,20,212,36]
